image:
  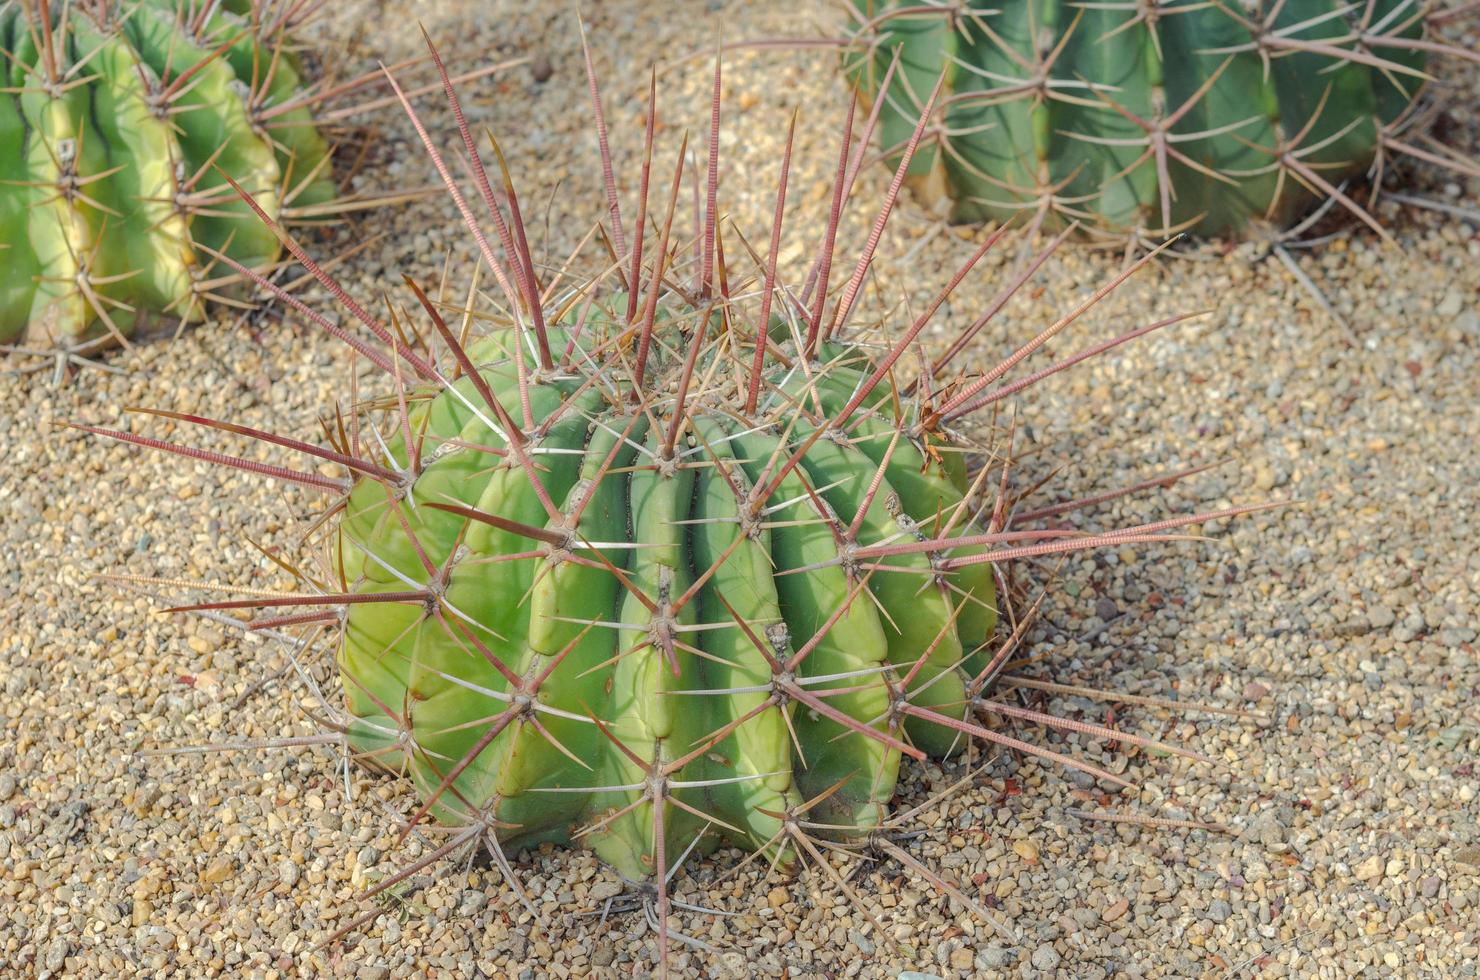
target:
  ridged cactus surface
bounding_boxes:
[0,0,334,348]
[847,0,1469,237]
[335,314,999,882]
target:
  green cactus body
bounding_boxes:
[847,0,1437,237]
[96,55,1268,959]
[0,1,335,347]
[333,307,997,882]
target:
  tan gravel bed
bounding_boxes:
[2,2,1478,978]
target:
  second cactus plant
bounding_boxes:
[1,0,336,350]
[845,0,1477,238]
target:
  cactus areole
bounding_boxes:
[844,0,1476,239]
[0,0,335,349]
[95,36,1268,963]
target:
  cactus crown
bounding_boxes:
[93,36,1271,969]
[844,0,1479,241]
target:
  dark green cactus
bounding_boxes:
[845,0,1475,238]
[0,0,335,350]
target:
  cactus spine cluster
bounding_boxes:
[94,37,1271,967]
[845,0,1478,239]
[1,0,335,349]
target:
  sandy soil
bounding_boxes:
[2,2,1478,977]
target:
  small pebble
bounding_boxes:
[1031,945,1062,970]
[201,856,235,884]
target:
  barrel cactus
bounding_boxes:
[844,0,1479,239]
[0,0,336,351]
[93,39,1267,967]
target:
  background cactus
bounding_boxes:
[844,0,1479,239]
[0,0,337,351]
[91,39,1269,968]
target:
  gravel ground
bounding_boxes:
[2,2,1478,978]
